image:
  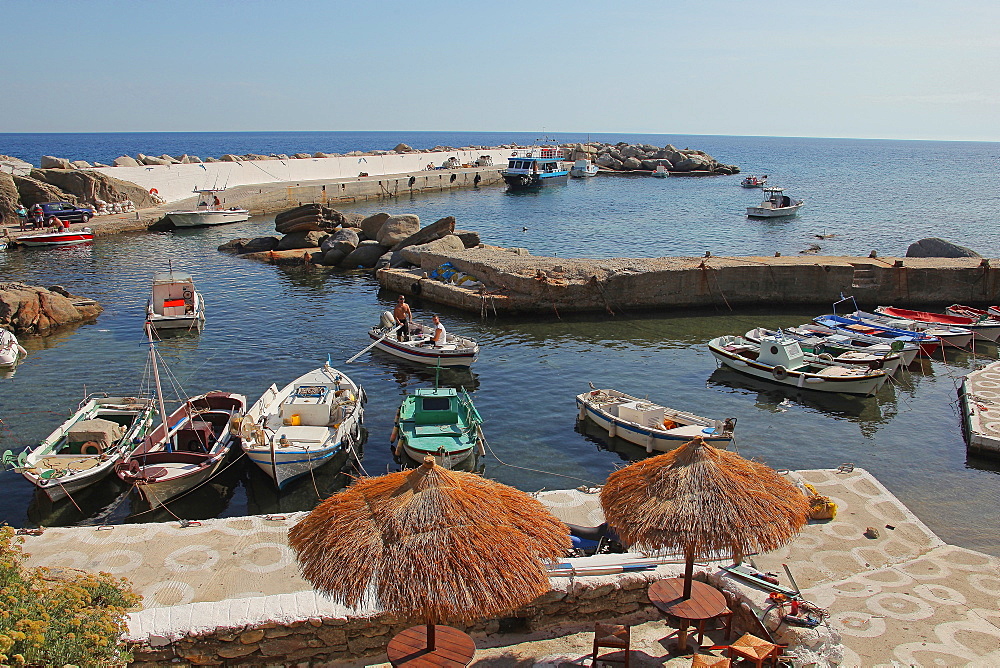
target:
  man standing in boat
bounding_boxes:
[393,295,412,341]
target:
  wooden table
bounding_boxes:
[387,624,476,667]
[648,578,730,653]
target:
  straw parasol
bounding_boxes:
[600,436,810,650]
[289,456,570,662]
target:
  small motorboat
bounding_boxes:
[741,174,768,188]
[168,188,250,227]
[849,309,973,348]
[786,323,920,366]
[576,388,735,453]
[242,362,365,489]
[744,327,903,375]
[146,267,206,332]
[958,360,1000,457]
[17,227,94,247]
[7,395,156,502]
[708,334,888,396]
[0,328,27,370]
[876,305,1000,342]
[117,391,246,509]
[747,187,804,218]
[651,164,670,178]
[812,314,940,357]
[391,387,485,469]
[569,159,599,178]
[368,311,479,367]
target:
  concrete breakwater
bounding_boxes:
[378,251,1000,314]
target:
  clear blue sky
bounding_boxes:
[5,0,999,141]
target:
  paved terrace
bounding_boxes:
[16,468,1000,666]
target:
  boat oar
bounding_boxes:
[346,324,401,363]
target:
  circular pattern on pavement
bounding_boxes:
[164,544,220,573]
[238,542,293,573]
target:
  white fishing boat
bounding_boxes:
[7,395,156,502]
[851,309,973,348]
[0,328,27,370]
[242,362,365,489]
[117,391,245,509]
[367,311,479,367]
[708,334,887,396]
[146,267,206,332]
[167,189,250,227]
[576,388,735,453]
[958,360,1000,457]
[746,187,804,218]
[569,159,599,178]
[744,327,903,375]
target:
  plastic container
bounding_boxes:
[289,413,301,426]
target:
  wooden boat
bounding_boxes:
[242,362,365,489]
[741,174,768,188]
[708,334,888,396]
[744,327,903,375]
[812,314,940,356]
[576,388,735,453]
[876,305,1000,342]
[503,148,569,189]
[391,387,485,469]
[569,159,599,177]
[117,391,245,509]
[7,395,156,501]
[947,304,1000,321]
[746,187,803,218]
[0,328,27,370]
[168,189,250,227]
[958,360,1000,457]
[849,309,973,348]
[369,311,479,367]
[146,267,206,332]
[17,227,94,247]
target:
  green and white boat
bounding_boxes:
[391,388,485,469]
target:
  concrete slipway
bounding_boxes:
[17,468,1000,666]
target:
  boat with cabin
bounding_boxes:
[503,148,570,189]
[576,388,735,453]
[241,362,366,489]
[368,311,479,367]
[569,159,599,178]
[746,187,804,218]
[651,164,670,178]
[741,174,768,188]
[744,327,903,375]
[167,189,250,227]
[146,267,206,332]
[391,387,485,469]
[708,333,888,395]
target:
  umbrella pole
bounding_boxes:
[676,545,696,653]
[426,621,436,651]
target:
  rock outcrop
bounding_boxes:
[30,169,157,209]
[0,283,103,335]
[905,238,981,258]
[376,215,420,246]
[587,142,738,175]
[113,155,141,167]
[40,156,71,169]
[13,175,78,207]
[0,172,20,224]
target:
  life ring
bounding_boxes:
[510,151,517,157]
[80,441,103,455]
[182,288,193,299]
[149,188,158,195]
[772,365,788,380]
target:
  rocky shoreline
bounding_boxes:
[0,283,103,335]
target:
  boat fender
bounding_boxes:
[868,358,884,370]
[578,403,587,421]
[411,281,422,295]
[80,441,103,456]
[607,422,617,438]
[646,433,655,454]
[390,426,398,443]
[477,437,485,457]
[772,365,788,380]
[818,353,835,363]
[394,438,404,458]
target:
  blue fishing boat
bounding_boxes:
[502,147,570,189]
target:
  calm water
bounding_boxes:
[1,132,999,557]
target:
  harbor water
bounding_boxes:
[1,132,998,558]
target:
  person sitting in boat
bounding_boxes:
[431,315,447,347]
[393,295,412,341]
[212,195,221,209]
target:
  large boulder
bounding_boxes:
[621,157,642,171]
[340,240,389,268]
[321,228,359,255]
[342,213,365,228]
[672,153,714,172]
[40,156,71,169]
[0,282,102,335]
[113,155,141,167]
[454,229,481,248]
[140,155,172,166]
[905,238,981,258]
[391,216,456,252]
[376,214,420,246]
[276,230,327,251]
[319,248,347,266]
[397,234,466,266]
[218,238,251,254]
[70,160,92,169]
[360,212,390,240]
[393,143,414,153]
[242,237,280,253]
[30,169,157,209]
[220,154,242,162]
[12,175,76,207]
[0,172,20,224]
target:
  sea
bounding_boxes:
[1,131,999,557]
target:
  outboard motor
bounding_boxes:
[565,522,625,556]
[380,310,396,330]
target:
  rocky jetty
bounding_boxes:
[0,283,103,335]
[567,142,739,175]
[0,168,156,225]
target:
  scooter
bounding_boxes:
[565,522,626,556]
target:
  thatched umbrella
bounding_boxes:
[289,456,570,661]
[601,437,810,649]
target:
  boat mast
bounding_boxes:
[146,322,170,447]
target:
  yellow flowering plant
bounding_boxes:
[0,525,141,666]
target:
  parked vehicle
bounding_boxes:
[36,202,95,225]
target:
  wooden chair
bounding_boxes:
[725,632,783,668]
[691,653,731,667]
[592,622,630,667]
[696,608,734,645]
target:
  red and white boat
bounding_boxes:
[17,227,94,247]
[876,306,1000,342]
[947,304,1000,321]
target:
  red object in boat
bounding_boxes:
[877,306,981,327]
[17,227,94,247]
[163,298,185,308]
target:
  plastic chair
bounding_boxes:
[592,622,630,667]
[725,633,783,667]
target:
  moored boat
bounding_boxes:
[947,304,1000,321]
[576,388,735,453]
[17,227,94,247]
[569,159,599,178]
[7,395,156,502]
[744,327,903,375]
[812,314,940,356]
[958,360,1000,457]
[391,387,485,469]
[241,362,365,489]
[503,148,569,189]
[368,311,479,367]
[168,188,250,227]
[849,309,973,348]
[876,305,1000,342]
[0,328,27,370]
[708,334,888,396]
[146,267,206,332]
[746,187,804,218]
[741,174,768,188]
[651,164,669,178]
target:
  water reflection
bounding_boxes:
[244,446,361,515]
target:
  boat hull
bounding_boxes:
[747,203,804,218]
[503,172,570,189]
[168,209,251,227]
[877,306,1000,342]
[133,454,227,509]
[18,231,94,246]
[371,336,478,367]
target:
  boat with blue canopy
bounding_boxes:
[502,147,570,189]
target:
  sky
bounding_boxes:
[3,0,1000,141]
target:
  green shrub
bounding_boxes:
[0,525,141,666]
